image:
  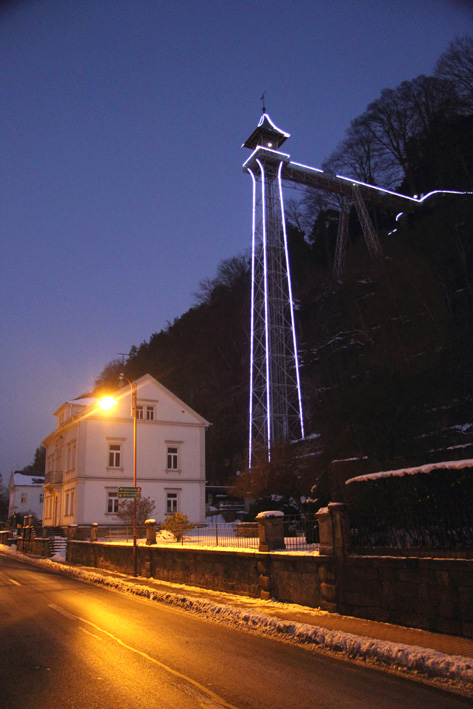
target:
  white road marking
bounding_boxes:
[48,603,78,620]
[79,627,103,641]
[47,601,238,709]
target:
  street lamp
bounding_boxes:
[97,395,118,411]
[119,373,139,576]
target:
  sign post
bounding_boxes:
[117,486,142,499]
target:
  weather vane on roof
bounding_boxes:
[260,91,266,113]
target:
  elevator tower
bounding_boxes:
[242,114,305,467]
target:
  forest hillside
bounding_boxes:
[95,37,473,502]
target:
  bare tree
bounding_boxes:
[115,496,156,526]
[194,254,249,304]
[285,198,306,232]
[435,35,473,112]
[323,115,391,186]
[324,75,463,195]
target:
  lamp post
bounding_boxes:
[119,373,138,576]
[96,396,118,411]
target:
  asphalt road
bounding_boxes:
[0,553,470,708]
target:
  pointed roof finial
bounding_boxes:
[261,91,266,113]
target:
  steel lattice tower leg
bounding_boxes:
[248,157,304,468]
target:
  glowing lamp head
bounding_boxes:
[97,396,118,411]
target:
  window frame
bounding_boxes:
[167,446,179,471]
[166,492,178,515]
[107,490,119,514]
[108,443,121,468]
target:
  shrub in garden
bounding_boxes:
[161,512,192,542]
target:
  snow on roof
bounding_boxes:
[346,459,473,485]
[68,397,97,407]
[12,472,44,486]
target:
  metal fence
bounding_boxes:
[184,521,260,549]
[98,525,148,543]
[178,516,319,552]
[350,504,473,550]
[92,516,320,551]
[279,515,319,551]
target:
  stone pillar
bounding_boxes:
[328,502,351,558]
[257,557,272,600]
[90,523,98,542]
[256,511,286,552]
[315,507,334,555]
[68,524,78,541]
[145,519,157,546]
[316,503,351,559]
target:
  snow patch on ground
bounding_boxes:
[2,544,472,689]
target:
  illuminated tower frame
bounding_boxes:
[242,112,471,468]
[243,114,305,467]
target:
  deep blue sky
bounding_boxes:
[1,0,471,476]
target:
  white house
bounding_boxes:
[42,373,210,527]
[8,472,45,521]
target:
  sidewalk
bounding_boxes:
[91,565,473,660]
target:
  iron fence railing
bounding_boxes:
[182,521,260,549]
[98,525,148,542]
[350,504,473,550]
[279,515,319,551]
[174,516,319,551]
[77,516,320,551]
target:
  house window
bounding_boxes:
[146,406,154,421]
[167,447,178,470]
[21,493,27,503]
[65,491,70,515]
[108,444,121,468]
[39,493,44,503]
[107,491,119,514]
[66,441,76,472]
[136,405,144,420]
[166,492,178,515]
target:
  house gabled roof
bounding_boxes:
[132,373,211,427]
[9,472,45,489]
[44,373,210,446]
[53,396,96,417]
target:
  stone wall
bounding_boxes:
[16,537,50,557]
[67,542,262,597]
[66,540,338,610]
[315,502,473,638]
[63,509,473,639]
[260,554,336,610]
[336,555,473,638]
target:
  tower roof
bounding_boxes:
[242,113,290,151]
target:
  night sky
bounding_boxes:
[1,0,471,476]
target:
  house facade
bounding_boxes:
[8,472,45,521]
[42,374,210,527]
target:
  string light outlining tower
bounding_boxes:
[242,112,305,467]
[242,109,472,468]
